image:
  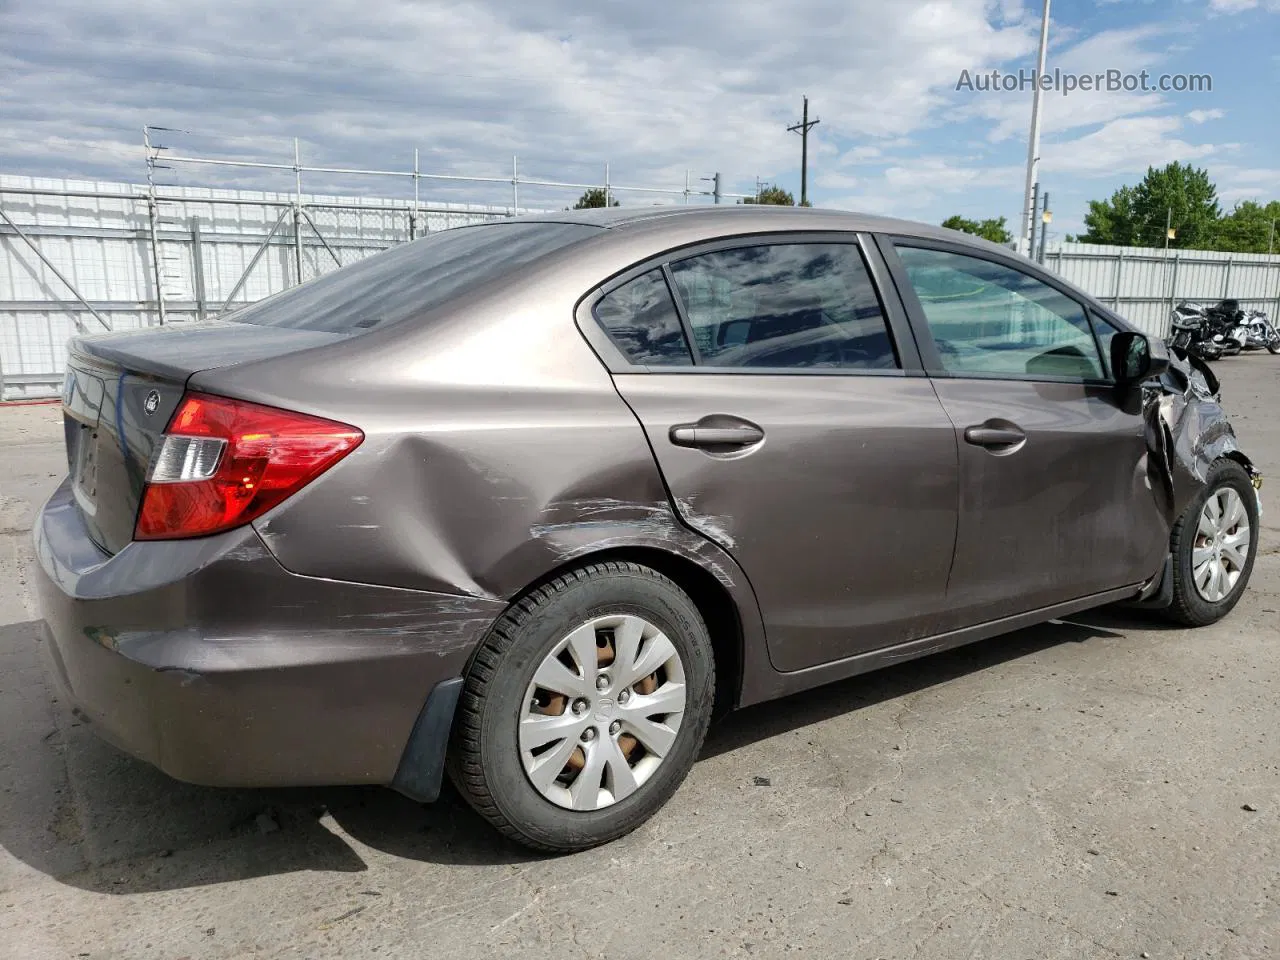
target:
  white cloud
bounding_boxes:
[0,0,1040,202]
[1187,108,1226,123]
[1044,116,1217,176]
[820,156,1023,216]
[1207,0,1280,12]
[1215,166,1280,206]
[958,25,1178,143]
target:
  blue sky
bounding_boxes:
[0,0,1276,238]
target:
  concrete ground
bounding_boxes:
[2,356,1278,960]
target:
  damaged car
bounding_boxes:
[34,207,1261,853]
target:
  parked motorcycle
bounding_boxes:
[1167,299,1278,360]
[1206,299,1250,356]
[1168,302,1224,361]
[1243,308,1280,354]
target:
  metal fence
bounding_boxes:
[1,135,756,399]
[0,175,530,398]
[1045,241,1280,339]
[4,158,1280,398]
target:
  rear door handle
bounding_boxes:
[670,421,765,449]
[963,423,1027,449]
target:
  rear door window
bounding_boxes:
[667,243,898,370]
[593,270,693,366]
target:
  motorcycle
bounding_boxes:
[1243,309,1280,354]
[1167,301,1225,361]
[1204,299,1249,356]
[1167,299,1279,360]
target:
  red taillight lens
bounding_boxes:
[135,392,363,540]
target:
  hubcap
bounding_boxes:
[519,614,687,811]
[1192,487,1251,603]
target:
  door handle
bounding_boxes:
[669,421,765,449]
[963,423,1027,449]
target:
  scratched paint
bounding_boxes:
[673,497,739,551]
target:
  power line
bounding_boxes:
[786,95,819,206]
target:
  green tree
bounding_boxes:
[1213,200,1280,254]
[1078,185,1139,245]
[941,214,1013,245]
[742,184,795,206]
[1079,163,1220,248]
[572,187,619,209]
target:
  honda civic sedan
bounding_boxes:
[34,206,1260,852]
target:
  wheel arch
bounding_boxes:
[482,545,747,718]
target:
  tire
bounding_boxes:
[448,561,715,853]
[1268,340,1280,355]
[1165,459,1260,627]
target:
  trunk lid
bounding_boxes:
[62,322,347,555]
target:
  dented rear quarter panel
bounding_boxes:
[189,225,773,703]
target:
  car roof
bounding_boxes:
[512,205,1014,256]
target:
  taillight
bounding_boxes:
[135,392,363,540]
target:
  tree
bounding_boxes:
[572,187,619,209]
[742,185,795,206]
[1078,185,1139,246]
[1079,163,1220,248]
[940,214,1012,245]
[1214,200,1280,254]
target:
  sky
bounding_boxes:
[0,0,1277,239]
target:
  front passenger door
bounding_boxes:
[884,240,1168,626]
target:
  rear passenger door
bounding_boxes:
[582,235,960,673]
[880,238,1169,625]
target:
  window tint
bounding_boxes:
[593,270,693,366]
[896,246,1104,380]
[668,243,898,370]
[228,222,598,332]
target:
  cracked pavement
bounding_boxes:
[2,354,1278,959]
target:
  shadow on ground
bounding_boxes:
[0,614,1134,895]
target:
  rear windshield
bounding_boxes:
[226,221,599,332]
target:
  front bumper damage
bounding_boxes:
[1132,350,1261,608]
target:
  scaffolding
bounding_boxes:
[0,130,752,397]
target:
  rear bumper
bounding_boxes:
[34,477,503,792]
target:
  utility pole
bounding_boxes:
[143,126,167,326]
[702,173,722,204]
[787,95,820,206]
[1019,0,1052,256]
[1269,219,1276,256]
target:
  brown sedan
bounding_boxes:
[34,207,1260,851]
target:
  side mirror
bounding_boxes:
[1111,331,1169,386]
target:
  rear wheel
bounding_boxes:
[448,561,715,852]
[1165,459,1259,626]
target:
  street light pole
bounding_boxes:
[1019,0,1052,257]
[1038,192,1051,264]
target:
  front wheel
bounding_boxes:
[1165,459,1259,626]
[448,561,715,852]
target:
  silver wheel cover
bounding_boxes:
[519,614,687,811]
[1192,487,1251,603]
